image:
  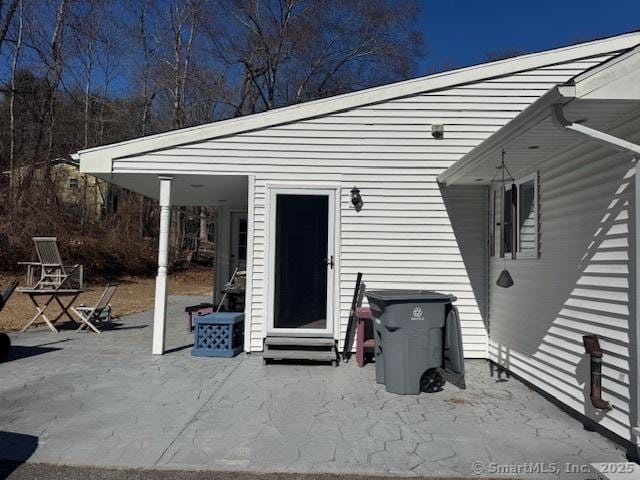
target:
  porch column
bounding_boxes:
[152,176,172,355]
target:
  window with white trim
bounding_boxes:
[516,173,538,258]
[490,172,539,259]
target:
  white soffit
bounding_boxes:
[96,173,249,207]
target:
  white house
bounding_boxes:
[76,31,640,459]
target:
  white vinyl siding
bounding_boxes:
[488,124,640,442]
[441,185,489,356]
[112,54,615,355]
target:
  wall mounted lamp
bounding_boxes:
[431,124,444,139]
[350,186,363,212]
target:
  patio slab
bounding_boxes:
[0,295,629,478]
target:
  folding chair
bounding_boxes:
[71,283,118,333]
[20,237,83,290]
[0,280,18,311]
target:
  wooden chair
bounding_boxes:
[342,273,375,366]
[71,283,118,333]
[19,237,83,290]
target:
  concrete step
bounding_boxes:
[262,349,337,362]
[265,336,335,347]
[263,336,338,365]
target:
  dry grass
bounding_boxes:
[0,266,213,331]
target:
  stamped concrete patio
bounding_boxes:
[0,295,629,478]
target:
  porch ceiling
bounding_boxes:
[97,173,248,207]
[440,45,640,186]
[441,98,640,186]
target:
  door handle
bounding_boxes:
[325,255,334,269]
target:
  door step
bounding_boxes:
[263,336,338,366]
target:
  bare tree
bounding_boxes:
[0,0,18,53]
[7,0,23,204]
[136,0,156,136]
[203,0,424,116]
[0,0,425,275]
[152,0,203,129]
[49,0,68,154]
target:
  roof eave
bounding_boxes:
[438,44,640,186]
[77,32,640,172]
[437,87,573,186]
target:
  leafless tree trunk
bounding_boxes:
[138,0,155,136]
[45,0,68,162]
[97,34,118,144]
[0,0,18,53]
[167,1,198,129]
[8,0,23,206]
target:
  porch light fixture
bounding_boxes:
[431,124,444,139]
[350,186,363,212]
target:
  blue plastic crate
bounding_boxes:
[192,312,244,358]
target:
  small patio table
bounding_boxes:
[18,288,88,333]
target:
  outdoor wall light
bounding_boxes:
[350,186,363,212]
[431,124,444,139]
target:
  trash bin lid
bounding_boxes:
[366,290,455,303]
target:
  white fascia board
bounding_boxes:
[570,44,640,97]
[574,47,640,100]
[437,87,570,185]
[78,151,112,174]
[77,32,640,171]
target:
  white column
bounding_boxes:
[152,176,172,355]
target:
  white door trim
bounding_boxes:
[244,175,255,352]
[265,185,339,337]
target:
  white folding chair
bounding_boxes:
[71,283,118,333]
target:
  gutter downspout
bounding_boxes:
[551,104,640,155]
[551,102,640,461]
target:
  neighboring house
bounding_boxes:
[76,31,640,459]
[2,158,105,222]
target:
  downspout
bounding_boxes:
[551,104,640,155]
[551,102,640,461]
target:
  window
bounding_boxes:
[502,185,515,256]
[491,172,539,259]
[69,177,79,189]
[238,218,248,261]
[516,173,538,258]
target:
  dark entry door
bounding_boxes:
[274,194,329,330]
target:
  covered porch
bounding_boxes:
[100,172,252,354]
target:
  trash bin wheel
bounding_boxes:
[420,368,444,393]
[0,333,10,362]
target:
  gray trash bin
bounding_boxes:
[366,290,464,395]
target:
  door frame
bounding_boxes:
[230,210,248,272]
[265,185,339,337]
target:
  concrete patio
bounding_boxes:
[0,296,629,478]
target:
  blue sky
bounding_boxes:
[415,0,640,74]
